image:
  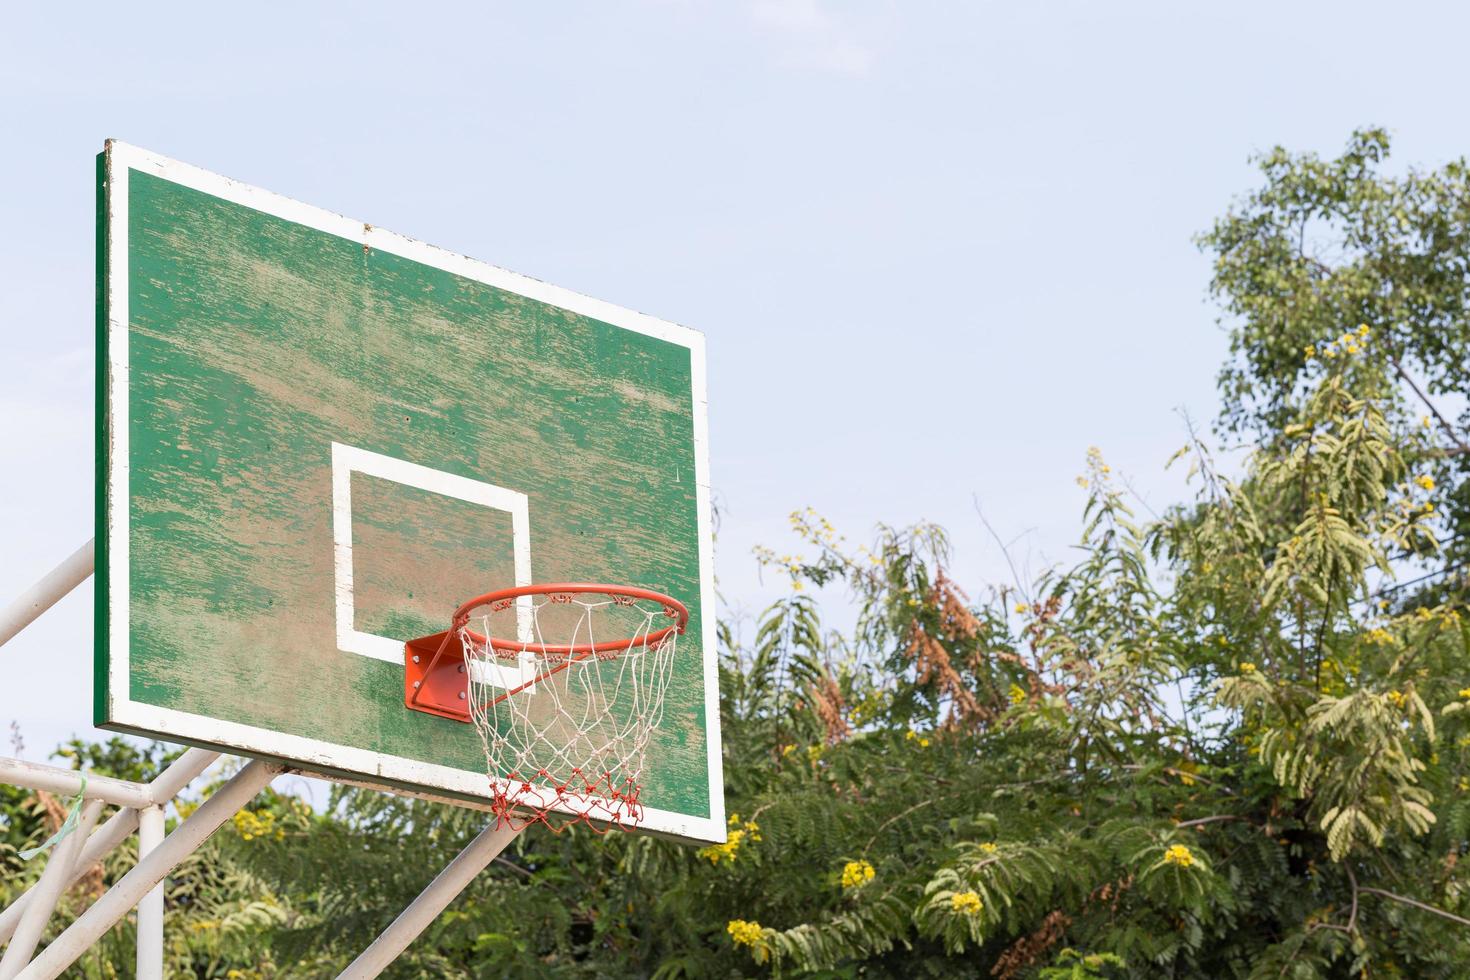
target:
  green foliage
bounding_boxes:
[1036,949,1126,980]
[1198,127,1470,602]
[3,129,1468,977]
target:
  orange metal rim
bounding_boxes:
[453,583,689,656]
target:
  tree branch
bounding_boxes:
[1174,814,1244,829]
[1360,887,1470,927]
[1345,863,1359,934]
[973,496,1029,599]
[1390,355,1470,455]
[493,856,535,879]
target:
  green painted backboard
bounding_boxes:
[95,141,723,843]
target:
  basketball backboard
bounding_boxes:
[95,141,723,843]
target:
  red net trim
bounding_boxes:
[489,769,644,834]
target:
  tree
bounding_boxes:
[1199,127,1469,604]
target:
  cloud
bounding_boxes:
[748,0,877,76]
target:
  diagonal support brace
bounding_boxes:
[0,800,105,980]
[0,747,219,945]
[337,822,520,979]
[0,540,94,650]
[15,759,280,980]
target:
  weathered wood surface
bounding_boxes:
[98,149,715,835]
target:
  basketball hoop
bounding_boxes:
[403,584,688,832]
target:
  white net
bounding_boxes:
[460,591,680,832]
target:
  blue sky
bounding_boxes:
[4,1,1470,761]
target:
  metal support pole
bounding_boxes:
[0,807,138,946]
[143,748,221,804]
[0,539,94,649]
[135,807,164,980]
[0,799,105,980]
[0,748,217,945]
[0,757,158,810]
[336,823,520,980]
[17,760,280,980]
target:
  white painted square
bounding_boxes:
[330,441,535,689]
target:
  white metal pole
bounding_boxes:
[0,748,217,945]
[336,823,520,980]
[0,757,156,810]
[135,806,164,980]
[0,799,105,980]
[0,539,94,649]
[144,748,220,804]
[0,806,138,945]
[16,760,280,980]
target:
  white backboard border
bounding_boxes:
[97,140,724,844]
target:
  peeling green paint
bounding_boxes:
[99,165,711,820]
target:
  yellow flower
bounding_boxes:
[1415,474,1436,492]
[1076,476,1089,488]
[1304,344,1316,358]
[840,860,876,889]
[1365,628,1395,646]
[705,815,762,857]
[918,737,930,748]
[1007,684,1027,705]
[727,919,763,947]
[1345,343,1359,355]
[1324,348,1337,359]
[699,826,750,865]
[905,729,917,741]
[1358,323,1370,337]
[232,808,280,843]
[950,891,983,915]
[1386,690,1407,708]
[1459,777,1470,793]
[781,743,796,757]
[1458,688,1470,700]
[978,842,998,855]
[1163,844,1195,868]
[1014,602,1028,614]
[1422,416,1432,428]
[1239,663,1256,674]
